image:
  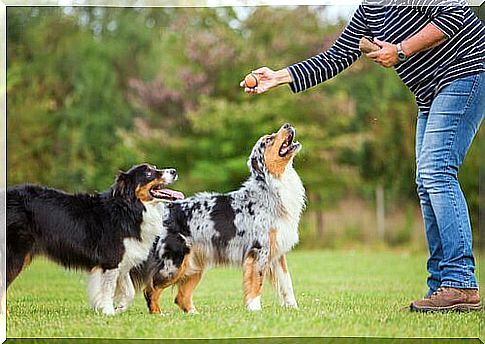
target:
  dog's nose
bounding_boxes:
[283,123,291,129]
[168,169,177,176]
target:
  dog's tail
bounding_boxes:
[129,265,149,291]
[130,232,192,291]
[5,186,36,289]
[129,247,165,291]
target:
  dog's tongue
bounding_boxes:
[155,188,185,200]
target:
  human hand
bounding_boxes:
[239,67,292,94]
[366,38,399,68]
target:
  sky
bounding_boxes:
[233,5,356,26]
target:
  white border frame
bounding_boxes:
[1,1,6,343]
[0,1,482,343]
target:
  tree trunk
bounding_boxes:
[310,192,325,239]
[316,207,325,239]
[376,184,385,241]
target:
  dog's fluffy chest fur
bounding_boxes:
[271,166,305,255]
[120,202,163,272]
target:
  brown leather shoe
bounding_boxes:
[410,287,481,312]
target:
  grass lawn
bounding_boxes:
[7,250,481,339]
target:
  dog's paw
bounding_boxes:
[246,297,262,311]
[115,304,128,314]
[187,308,199,315]
[100,305,116,316]
[281,299,298,309]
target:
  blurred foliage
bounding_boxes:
[6,6,482,245]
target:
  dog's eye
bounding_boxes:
[146,171,153,178]
[265,136,273,144]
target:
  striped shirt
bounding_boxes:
[287,1,485,114]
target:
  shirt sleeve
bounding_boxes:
[287,5,371,93]
[412,0,465,39]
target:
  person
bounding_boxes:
[240,1,484,312]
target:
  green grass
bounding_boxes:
[7,250,481,339]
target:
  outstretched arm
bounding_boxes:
[241,6,371,94]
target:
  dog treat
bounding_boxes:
[244,73,259,88]
[359,36,381,54]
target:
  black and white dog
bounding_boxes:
[131,123,306,314]
[7,163,183,315]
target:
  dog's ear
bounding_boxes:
[248,139,266,179]
[248,154,266,181]
[251,157,263,175]
[113,170,129,197]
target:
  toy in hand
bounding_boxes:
[359,36,381,54]
[243,73,259,89]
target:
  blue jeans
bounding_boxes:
[416,72,484,296]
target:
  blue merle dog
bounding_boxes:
[130,123,306,313]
